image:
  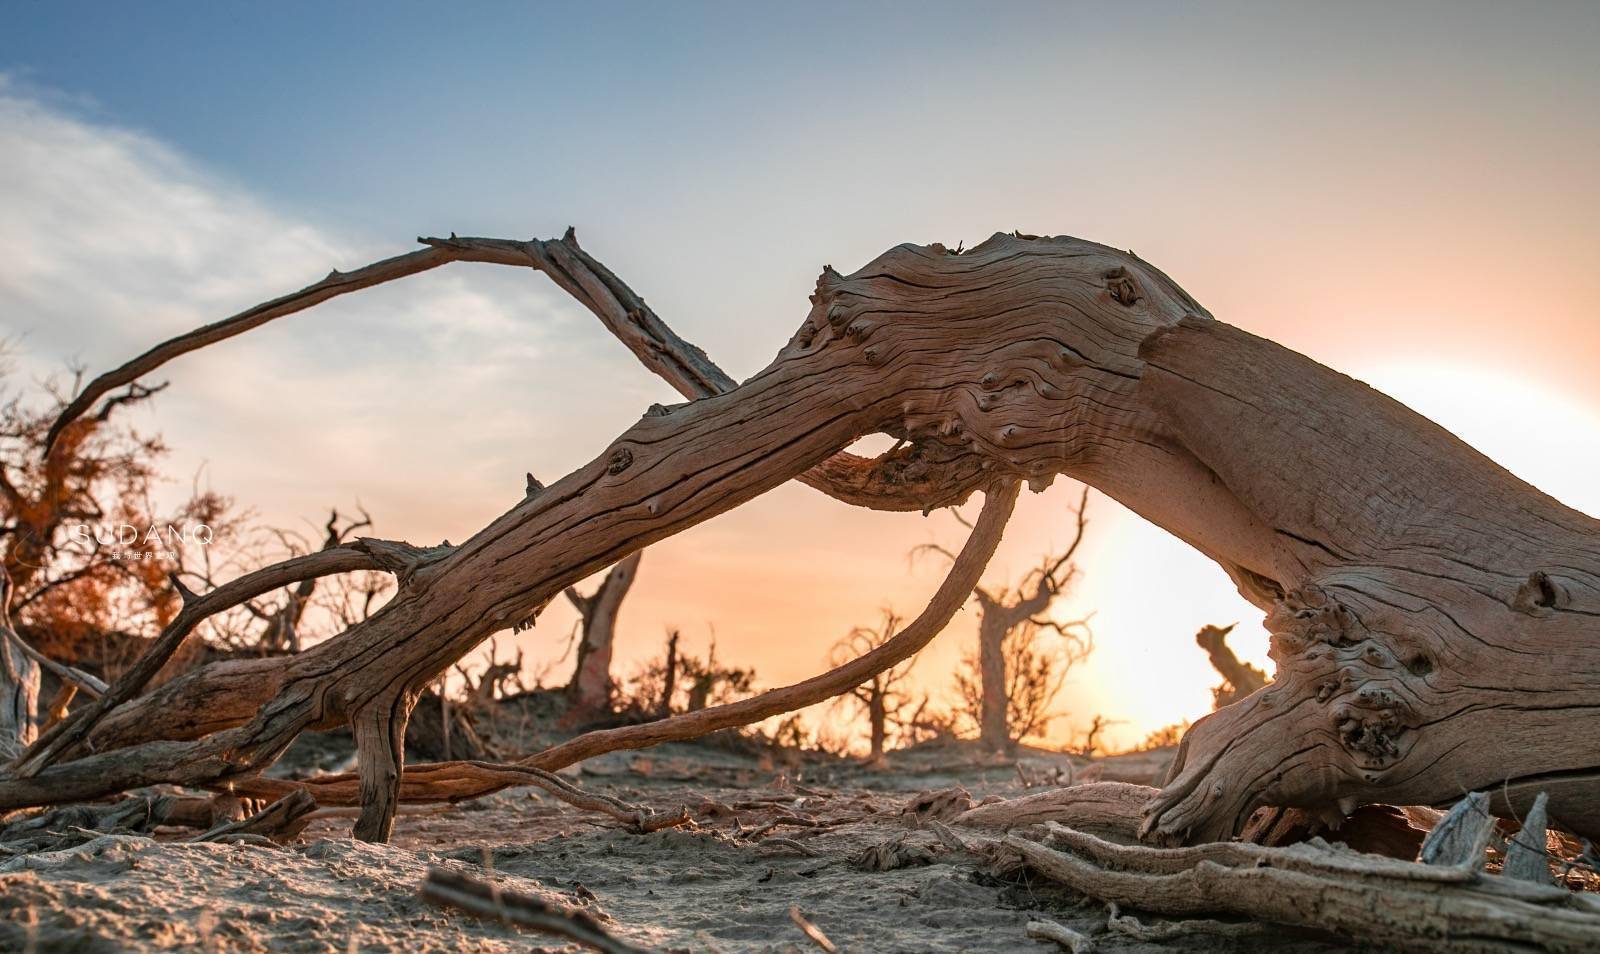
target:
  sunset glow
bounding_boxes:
[5,4,1597,753]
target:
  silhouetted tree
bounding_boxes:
[829,611,920,765]
[1196,622,1269,709]
[562,551,641,715]
[925,487,1094,751]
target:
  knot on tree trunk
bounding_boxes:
[1267,585,1416,774]
[1144,583,1431,844]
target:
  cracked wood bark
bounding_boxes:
[563,550,640,715]
[9,231,1598,848]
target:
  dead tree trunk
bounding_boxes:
[563,551,640,715]
[13,230,1600,847]
[974,595,1015,752]
[0,570,40,761]
[658,629,679,718]
[867,689,887,763]
[961,489,1089,752]
[1194,624,1266,699]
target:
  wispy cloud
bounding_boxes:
[0,76,659,546]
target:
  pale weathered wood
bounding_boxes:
[1008,822,1600,953]
[1419,792,1496,868]
[953,781,1152,839]
[0,569,40,762]
[9,231,1598,848]
[1504,792,1554,884]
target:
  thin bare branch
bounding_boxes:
[222,481,1020,808]
[9,543,384,775]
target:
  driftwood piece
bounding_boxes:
[788,906,839,953]
[1419,792,1496,868]
[15,230,1600,845]
[1008,821,1600,953]
[1025,919,1095,952]
[421,866,651,954]
[1105,903,1269,941]
[953,781,1153,840]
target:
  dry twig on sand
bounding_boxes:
[1025,919,1095,952]
[1004,814,1600,953]
[788,905,838,953]
[421,866,652,954]
[187,789,317,845]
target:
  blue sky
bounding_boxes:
[4,2,1600,747]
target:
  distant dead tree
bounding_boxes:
[1071,713,1116,758]
[926,486,1094,752]
[622,629,755,718]
[249,510,373,654]
[456,639,528,706]
[1195,622,1270,709]
[0,567,38,760]
[829,611,920,765]
[561,550,641,716]
[680,638,755,713]
[16,229,1600,848]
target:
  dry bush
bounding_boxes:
[828,610,920,765]
[0,360,240,677]
[618,629,756,719]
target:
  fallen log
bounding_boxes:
[6,230,1596,846]
[1007,816,1600,953]
[953,781,1152,839]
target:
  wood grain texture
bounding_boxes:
[8,231,1596,848]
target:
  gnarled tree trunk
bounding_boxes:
[8,230,1597,848]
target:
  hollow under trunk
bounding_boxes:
[8,231,1597,847]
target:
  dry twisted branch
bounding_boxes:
[220,481,1018,808]
[43,230,985,512]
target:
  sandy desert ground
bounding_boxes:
[0,737,1362,954]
